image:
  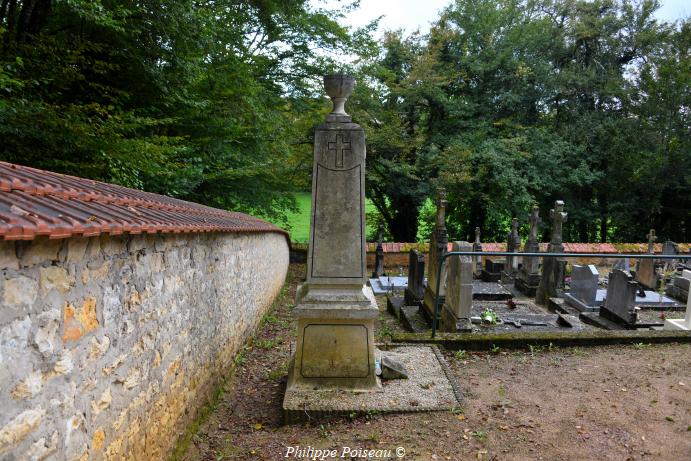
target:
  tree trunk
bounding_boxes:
[388,195,419,242]
[598,193,608,243]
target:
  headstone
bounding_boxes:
[600,269,639,326]
[472,227,483,277]
[404,249,425,306]
[536,200,567,305]
[288,75,378,392]
[635,229,660,290]
[664,269,691,331]
[662,240,680,271]
[515,206,542,296]
[665,272,690,302]
[503,218,521,281]
[422,189,449,320]
[372,223,385,277]
[564,265,599,312]
[635,258,660,290]
[440,241,474,332]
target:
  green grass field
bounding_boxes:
[285,192,377,243]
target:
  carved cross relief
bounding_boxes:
[327,133,351,169]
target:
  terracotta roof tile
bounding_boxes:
[0,162,288,241]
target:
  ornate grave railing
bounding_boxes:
[431,251,691,338]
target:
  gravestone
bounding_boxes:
[536,200,567,305]
[665,272,690,302]
[372,223,385,278]
[635,258,660,290]
[515,206,542,296]
[422,189,449,320]
[635,229,660,290]
[564,264,600,312]
[440,241,474,332]
[472,227,483,277]
[287,75,378,391]
[404,249,425,306]
[662,240,680,272]
[613,258,631,272]
[600,269,639,326]
[502,218,522,282]
[664,269,691,331]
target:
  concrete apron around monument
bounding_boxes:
[286,74,379,392]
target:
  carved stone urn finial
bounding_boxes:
[323,74,355,116]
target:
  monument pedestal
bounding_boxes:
[440,305,472,332]
[515,270,541,296]
[287,285,380,391]
[422,285,444,322]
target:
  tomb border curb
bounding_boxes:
[390,330,691,351]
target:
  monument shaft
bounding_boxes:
[288,75,379,391]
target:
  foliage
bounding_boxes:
[350,0,689,243]
[0,0,369,225]
[1,0,688,242]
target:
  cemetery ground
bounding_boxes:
[178,264,690,461]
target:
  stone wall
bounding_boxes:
[0,232,288,460]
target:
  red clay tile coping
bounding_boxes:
[0,162,288,241]
[365,241,689,253]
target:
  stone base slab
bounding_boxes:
[481,270,501,283]
[564,293,599,313]
[283,345,462,424]
[664,319,690,331]
[515,271,541,297]
[440,304,472,333]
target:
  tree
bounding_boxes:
[0,0,361,225]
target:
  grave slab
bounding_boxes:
[283,345,462,423]
[369,276,408,295]
[472,281,512,300]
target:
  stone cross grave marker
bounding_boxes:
[472,226,483,276]
[536,200,567,304]
[646,229,657,254]
[550,200,567,245]
[288,75,378,391]
[523,205,541,274]
[423,189,449,319]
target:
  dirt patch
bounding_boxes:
[180,264,690,460]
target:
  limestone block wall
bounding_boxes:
[0,232,288,460]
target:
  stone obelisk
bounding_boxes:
[287,75,379,391]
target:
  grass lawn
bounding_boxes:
[285,192,377,243]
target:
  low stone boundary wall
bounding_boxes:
[1,232,288,460]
